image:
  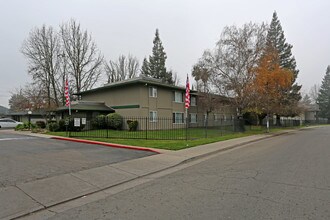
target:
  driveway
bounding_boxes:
[0,130,155,187]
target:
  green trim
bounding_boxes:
[111,105,140,109]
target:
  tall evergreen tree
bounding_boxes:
[316,66,330,121]
[141,29,173,84]
[141,58,150,76]
[266,11,302,115]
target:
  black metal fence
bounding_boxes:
[65,116,328,140]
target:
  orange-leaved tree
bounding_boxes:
[248,47,293,127]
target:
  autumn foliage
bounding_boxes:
[248,48,293,114]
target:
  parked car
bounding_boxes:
[0,118,23,128]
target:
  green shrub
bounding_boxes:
[30,123,37,129]
[106,113,123,130]
[15,124,25,131]
[47,122,60,132]
[15,122,36,130]
[91,115,107,129]
[127,120,138,131]
[58,119,66,131]
[35,121,46,129]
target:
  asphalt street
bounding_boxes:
[0,130,155,187]
[48,126,330,220]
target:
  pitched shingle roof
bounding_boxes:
[56,101,115,112]
[75,75,194,95]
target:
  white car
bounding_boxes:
[0,118,23,128]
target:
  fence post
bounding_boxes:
[204,115,208,138]
[106,117,109,138]
[145,117,148,140]
[220,118,223,136]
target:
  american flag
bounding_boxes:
[64,77,71,108]
[185,74,190,109]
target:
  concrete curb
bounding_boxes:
[51,136,161,154]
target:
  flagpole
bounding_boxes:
[69,102,71,116]
[185,74,190,142]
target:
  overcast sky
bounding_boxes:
[0,0,329,108]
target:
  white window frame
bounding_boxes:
[149,111,157,122]
[173,112,185,124]
[190,96,196,106]
[149,86,157,98]
[190,113,197,123]
[174,91,183,103]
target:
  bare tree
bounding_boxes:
[8,88,30,111]
[60,19,103,93]
[192,63,221,116]
[25,82,52,110]
[104,54,139,83]
[169,70,180,86]
[21,25,61,108]
[196,23,268,116]
[8,83,46,111]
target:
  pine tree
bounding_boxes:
[266,11,302,115]
[142,29,173,84]
[316,66,330,121]
[141,58,150,76]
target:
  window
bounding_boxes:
[174,91,183,103]
[149,87,157,97]
[190,113,197,123]
[173,112,184,124]
[149,111,157,122]
[190,96,196,106]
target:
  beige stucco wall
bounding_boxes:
[82,84,142,117]
[82,84,193,118]
[80,83,237,130]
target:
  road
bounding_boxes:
[47,126,330,220]
[0,130,155,187]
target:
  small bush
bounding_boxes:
[106,113,123,130]
[127,120,138,131]
[35,121,46,129]
[91,115,107,129]
[15,122,36,130]
[15,124,25,131]
[58,119,66,131]
[47,122,60,132]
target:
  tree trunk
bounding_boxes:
[276,115,281,126]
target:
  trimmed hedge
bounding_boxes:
[91,115,107,129]
[106,113,123,130]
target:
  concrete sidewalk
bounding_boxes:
[1,129,303,220]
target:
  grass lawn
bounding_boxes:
[47,126,300,151]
